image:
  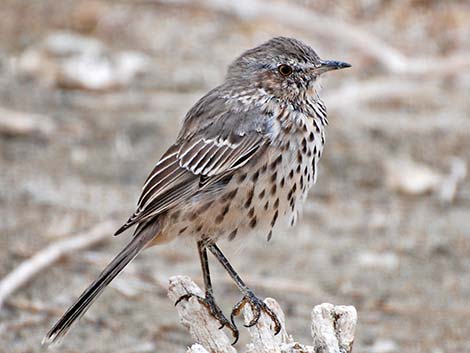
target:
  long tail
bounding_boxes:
[42,224,158,346]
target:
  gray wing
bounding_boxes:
[114,92,272,235]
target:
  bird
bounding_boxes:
[43,36,350,346]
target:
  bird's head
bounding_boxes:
[226,37,350,102]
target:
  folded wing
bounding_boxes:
[114,131,267,236]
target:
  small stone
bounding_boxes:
[367,339,398,353]
[385,158,442,195]
[357,251,399,271]
[0,108,56,138]
[14,31,150,91]
[43,31,104,57]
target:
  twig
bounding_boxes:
[323,77,440,111]
[159,0,469,76]
[6,298,64,316]
[6,297,118,330]
[80,251,164,298]
[0,313,47,334]
[168,275,357,353]
[203,273,322,296]
[0,220,117,309]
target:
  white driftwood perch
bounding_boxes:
[168,276,357,353]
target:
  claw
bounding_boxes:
[175,292,239,344]
[245,302,262,328]
[175,293,193,306]
[230,329,240,345]
[231,291,282,335]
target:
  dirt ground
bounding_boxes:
[1,1,469,352]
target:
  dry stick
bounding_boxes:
[7,298,64,317]
[184,0,468,76]
[69,79,460,138]
[0,314,48,333]
[0,220,117,310]
[242,298,290,353]
[213,273,322,296]
[324,77,439,111]
[169,275,358,353]
[168,276,237,353]
[311,304,357,353]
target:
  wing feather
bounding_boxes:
[114,93,272,236]
[114,134,266,236]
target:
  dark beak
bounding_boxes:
[316,60,351,74]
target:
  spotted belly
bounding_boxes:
[162,125,322,244]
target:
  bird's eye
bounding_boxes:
[278,64,293,76]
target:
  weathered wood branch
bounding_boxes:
[154,0,469,76]
[0,220,117,309]
[168,275,357,353]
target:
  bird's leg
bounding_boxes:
[175,241,239,342]
[207,243,281,336]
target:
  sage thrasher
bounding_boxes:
[43,36,350,345]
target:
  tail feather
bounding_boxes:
[42,226,157,346]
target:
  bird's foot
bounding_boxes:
[231,290,281,335]
[175,292,239,344]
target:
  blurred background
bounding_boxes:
[1,0,469,352]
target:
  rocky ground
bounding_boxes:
[1,1,469,352]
